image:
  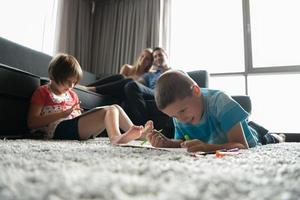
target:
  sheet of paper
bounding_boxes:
[115,140,188,153]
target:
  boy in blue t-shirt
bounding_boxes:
[146,70,285,152]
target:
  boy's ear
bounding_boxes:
[192,85,201,96]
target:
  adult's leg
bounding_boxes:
[94,78,133,99]
[87,74,124,87]
[123,81,154,125]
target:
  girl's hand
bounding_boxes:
[61,102,81,118]
[181,139,208,152]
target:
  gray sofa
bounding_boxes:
[0,37,116,138]
[0,37,251,139]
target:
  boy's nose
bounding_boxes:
[178,116,189,123]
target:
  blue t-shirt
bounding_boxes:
[142,70,163,89]
[174,88,259,147]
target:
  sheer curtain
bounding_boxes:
[55,0,94,71]
[55,0,170,75]
[91,0,161,75]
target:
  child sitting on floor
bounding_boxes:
[27,53,153,144]
[146,70,285,152]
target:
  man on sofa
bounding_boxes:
[123,47,170,127]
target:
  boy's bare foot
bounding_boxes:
[140,120,154,139]
[112,125,142,144]
[270,133,286,143]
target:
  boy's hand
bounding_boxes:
[146,130,169,148]
[181,139,208,152]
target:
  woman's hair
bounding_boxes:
[155,70,195,110]
[132,48,153,74]
[48,53,83,85]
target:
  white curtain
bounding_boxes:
[55,0,171,75]
[91,0,161,75]
[55,0,94,70]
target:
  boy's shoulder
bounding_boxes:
[202,89,235,111]
[201,88,225,99]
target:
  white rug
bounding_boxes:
[0,138,299,200]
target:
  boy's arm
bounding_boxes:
[183,123,249,152]
[226,122,249,149]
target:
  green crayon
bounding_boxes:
[184,134,190,141]
[140,129,163,145]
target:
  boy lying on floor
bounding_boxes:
[146,70,285,152]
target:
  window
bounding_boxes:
[0,0,58,55]
[210,75,246,96]
[248,74,300,133]
[250,0,300,68]
[170,0,300,133]
[170,0,244,73]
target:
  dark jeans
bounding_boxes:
[88,74,132,99]
[123,81,157,125]
[248,121,280,144]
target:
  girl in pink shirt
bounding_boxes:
[27,53,153,144]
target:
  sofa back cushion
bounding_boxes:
[0,63,40,138]
[0,37,97,85]
[0,37,51,78]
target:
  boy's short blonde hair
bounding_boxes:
[48,53,82,84]
[155,70,195,110]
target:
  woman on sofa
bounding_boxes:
[82,48,154,99]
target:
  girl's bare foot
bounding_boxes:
[140,120,154,139]
[112,125,142,144]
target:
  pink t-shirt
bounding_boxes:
[30,84,81,139]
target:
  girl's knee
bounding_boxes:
[104,105,118,113]
[112,104,122,110]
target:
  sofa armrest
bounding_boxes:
[187,70,209,88]
[232,95,252,114]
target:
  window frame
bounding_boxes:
[171,0,300,134]
[210,0,300,89]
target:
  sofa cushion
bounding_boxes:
[0,37,97,86]
[0,63,40,138]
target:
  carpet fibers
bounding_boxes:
[0,138,299,200]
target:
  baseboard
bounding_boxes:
[285,133,300,142]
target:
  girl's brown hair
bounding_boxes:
[48,53,83,85]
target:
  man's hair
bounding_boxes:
[48,53,82,85]
[153,47,168,57]
[155,70,195,110]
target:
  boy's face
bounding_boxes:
[161,91,203,125]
